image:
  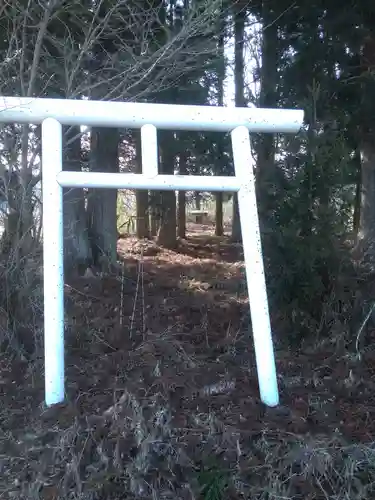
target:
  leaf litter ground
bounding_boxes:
[1,223,375,499]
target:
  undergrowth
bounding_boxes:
[0,233,375,499]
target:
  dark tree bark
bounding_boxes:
[215,12,225,237]
[195,191,201,210]
[134,132,150,239]
[231,5,246,242]
[157,131,177,248]
[356,34,375,261]
[353,147,362,238]
[231,194,241,241]
[178,149,187,239]
[87,127,119,269]
[215,192,224,236]
[150,191,161,237]
[63,126,91,273]
[257,2,278,196]
[358,139,375,260]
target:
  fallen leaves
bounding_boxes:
[2,228,375,499]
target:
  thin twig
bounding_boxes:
[355,301,375,359]
[130,256,141,338]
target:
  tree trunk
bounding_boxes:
[134,131,150,238]
[358,139,375,262]
[157,191,177,248]
[194,192,203,222]
[136,193,150,238]
[87,127,119,269]
[157,131,177,248]
[300,120,317,239]
[301,85,319,239]
[231,194,241,241]
[353,147,362,238]
[150,191,161,237]
[215,192,224,236]
[215,13,225,237]
[231,6,246,242]
[356,34,375,261]
[178,149,187,239]
[63,126,91,274]
[256,2,278,200]
[150,211,159,236]
[195,192,201,210]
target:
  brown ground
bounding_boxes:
[1,223,375,499]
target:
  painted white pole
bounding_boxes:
[0,96,303,409]
[141,124,158,176]
[56,171,241,192]
[0,96,304,133]
[42,118,65,406]
[231,126,279,407]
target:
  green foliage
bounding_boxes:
[197,462,230,500]
[260,124,355,343]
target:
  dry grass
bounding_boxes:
[1,225,375,499]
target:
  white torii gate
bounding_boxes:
[0,97,304,408]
